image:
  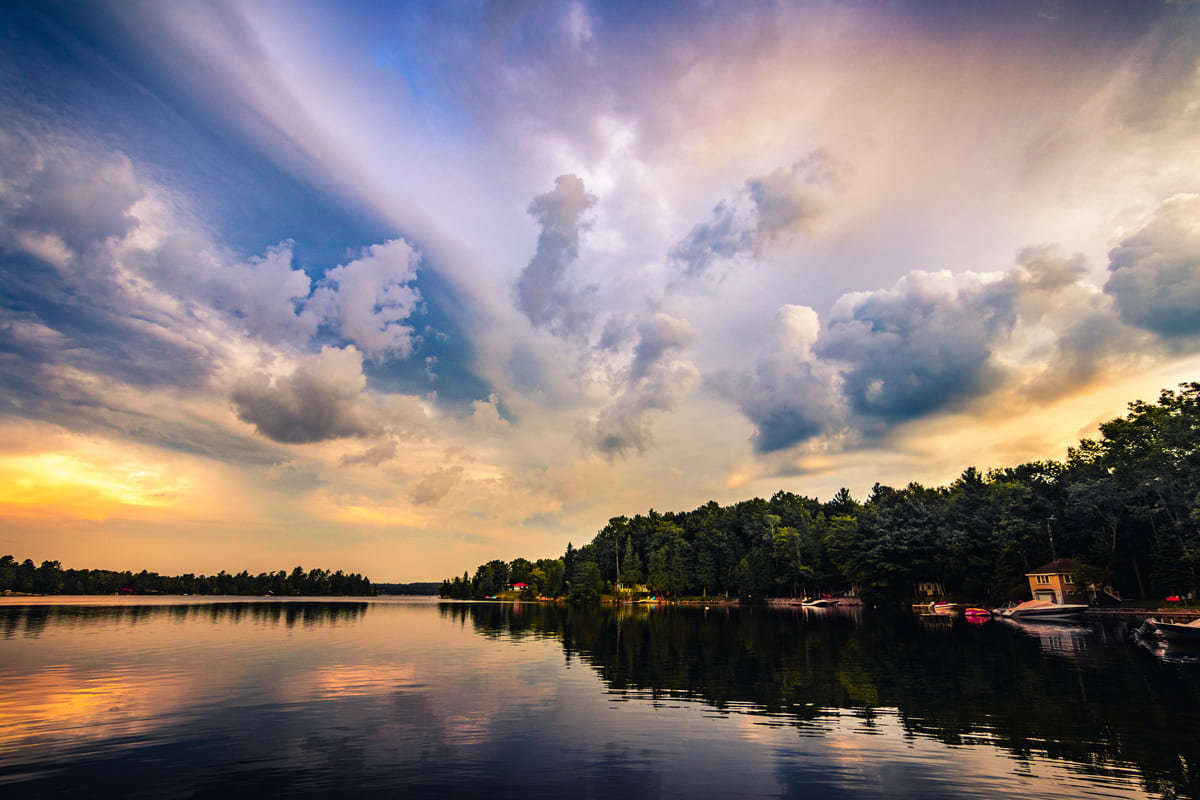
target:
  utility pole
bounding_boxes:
[1046,516,1057,562]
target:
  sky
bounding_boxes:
[2,0,1200,582]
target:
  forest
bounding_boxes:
[442,382,1200,605]
[0,558,375,597]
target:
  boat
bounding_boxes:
[802,598,835,607]
[912,601,958,614]
[999,599,1087,619]
[1145,617,1200,643]
[963,608,992,625]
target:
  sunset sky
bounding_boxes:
[2,0,1199,581]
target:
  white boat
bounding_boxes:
[801,598,835,607]
[999,599,1087,619]
[1147,617,1200,643]
[927,601,959,615]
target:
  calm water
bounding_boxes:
[1,597,1198,799]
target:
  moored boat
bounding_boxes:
[1145,617,1200,643]
[999,599,1087,619]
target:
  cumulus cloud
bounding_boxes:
[133,235,316,345]
[515,174,597,331]
[2,134,423,358]
[717,234,1177,452]
[1005,245,1143,396]
[819,270,1018,421]
[713,305,845,453]
[470,393,510,434]
[0,134,309,370]
[0,130,435,478]
[1104,194,1200,337]
[589,312,699,455]
[230,346,377,444]
[670,150,845,277]
[0,139,231,405]
[307,239,422,359]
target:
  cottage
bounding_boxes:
[1025,558,1081,604]
[915,580,945,597]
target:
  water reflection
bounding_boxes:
[1,599,368,637]
[1133,626,1200,665]
[2,598,1197,799]
[996,617,1093,659]
[453,602,1200,799]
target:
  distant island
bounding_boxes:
[443,382,1200,607]
[0,557,374,596]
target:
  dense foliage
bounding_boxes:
[375,582,441,595]
[0,557,375,596]
[444,382,1200,605]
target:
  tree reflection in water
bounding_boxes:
[2,600,370,638]
[446,602,1200,798]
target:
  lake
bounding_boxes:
[1,597,1197,799]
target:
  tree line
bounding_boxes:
[443,382,1200,605]
[375,582,441,595]
[0,557,375,596]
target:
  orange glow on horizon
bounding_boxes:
[0,450,190,521]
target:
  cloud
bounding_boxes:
[230,346,377,444]
[598,314,635,351]
[819,270,1018,421]
[590,360,700,456]
[409,465,464,506]
[630,313,696,382]
[1006,245,1143,396]
[0,133,142,258]
[589,312,699,456]
[0,132,432,477]
[746,149,845,243]
[713,305,845,453]
[1104,194,1200,337]
[338,439,398,468]
[470,394,510,434]
[266,459,323,490]
[1110,16,1200,132]
[669,200,753,278]
[0,132,319,367]
[670,150,845,277]
[307,239,423,360]
[515,174,597,331]
[132,234,316,346]
[720,240,1166,452]
[2,132,426,362]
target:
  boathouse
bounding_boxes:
[1025,558,1081,604]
